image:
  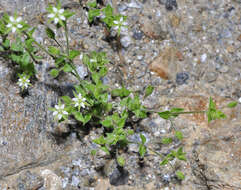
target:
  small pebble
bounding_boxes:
[71,176,80,186]
[176,72,189,85]
[165,0,178,11]
[204,72,218,83]
[201,53,207,63]
[219,65,229,73]
[133,30,143,40]
[121,36,132,48]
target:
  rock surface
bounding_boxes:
[0,0,241,189]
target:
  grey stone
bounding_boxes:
[176,72,189,85]
[120,35,132,48]
[204,72,218,83]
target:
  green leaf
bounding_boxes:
[176,171,185,180]
[63,10,75,19]
[170,107,184,113]
[158,111,172,120]
[127,129,134,135]
[93,136,106,145]
[207,97,226,122]
[73,111,84,122]
[21,53,31,67]
[133,109,147,118]
[2,39,10,48]
[140,134,146,144]
[139,144,146,158]
[69,50,80,60]
[100,146,110,155]
[111,87,131,98]
[46,27,55,39]
[177,154,187,161]
[101,117,112,127]
[117,117,126,128]
[160,159,168,166]
[83,114,92,125]
[102,4,113,17]
[88,9,100,22]
[91,149,97,156]
[175,131,183,141]
[117,156,125,167]
[62,64,72,72]
[176,147,187,161]
[61,96,72,104]
[50,69,59,78]
[87,0,97,8]
[48,46,60,55]
[92,72,100,84]
[144,85,154,98]
[162,137,173,144]
[227,101,238,108]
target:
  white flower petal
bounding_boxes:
[24,83,28,88]
[17,24,23,28]
[53,111,58,116]
[80,54,83,60]
[6,23,12,28]
[59,9,64,14]
[9,16,14,22]
[113,26,119,30]
[120,17,123,22]
[59,15,65,21]
[113,20,119,24]
[53,7,58,13]
[54,17,59,24]
[48,13,55,18]
[58,114,62,120]
[16,17,22,22]
[72,98,78,102]
[81,103,85,108]
[12,27,16,33]
[90,59,95,62]
[18,82,23,87]
[74,103,79,107]
[78,94,82,98]
[26,79,30,83]
[123,22,128,26]
[55,105,60,109]
[63,111,68,115]
[60,104,65,109]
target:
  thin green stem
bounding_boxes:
[171,111,206,115]
[23,31,55,59]
[64,23,69,56]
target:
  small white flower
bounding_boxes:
[113,17,128,33]
[48,6,66,24]
[72,93,86,109]
[6,16,23,33]
[17,74,31,90]
[53,103,68,120]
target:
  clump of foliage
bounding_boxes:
[0,0,238,181]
